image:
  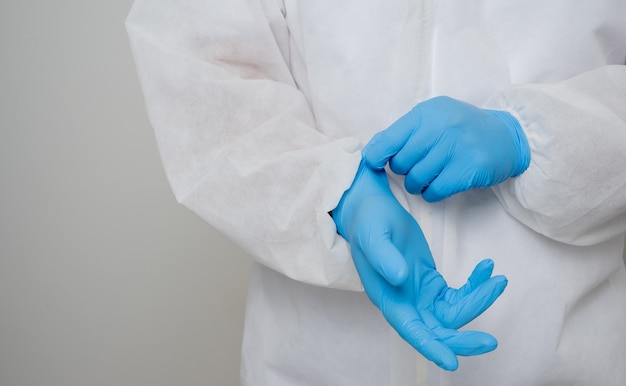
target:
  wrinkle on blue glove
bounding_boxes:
[362,96,530,202]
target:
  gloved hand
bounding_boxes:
[332,162,508,371]
[362,96,530,202]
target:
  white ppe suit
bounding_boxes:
[126,0,626,385]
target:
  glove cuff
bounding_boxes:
[486,110,531,177]
[331,160,389,240]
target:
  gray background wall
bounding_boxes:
[1,1,252,385]
[1,1,625,386]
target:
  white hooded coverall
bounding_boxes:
[126,1,626,385]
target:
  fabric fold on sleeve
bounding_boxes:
[126,0,363,290]
[485,65,626,246]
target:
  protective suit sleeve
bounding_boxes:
[484,65,626,246]
[126,0,363,289]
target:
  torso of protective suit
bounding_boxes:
[126,1,626,385]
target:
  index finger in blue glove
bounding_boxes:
[452,259,496,299]
[419,150,499,202]
[362,107,419,170]
[403,142,449,195]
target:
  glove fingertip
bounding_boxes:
[469,259,495,284]
[479,275,508,306]
[475,334,498,354]
[420,340,458,371]
[494,275,508,294]
[478,258,495,270]
[491,275,508,289]
[422,189,446,203]
[361,146,389,170]
[439,355,459,372]
[421,181,453,202]
[445,331,498,356]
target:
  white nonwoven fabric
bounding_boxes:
[127,0,626,384]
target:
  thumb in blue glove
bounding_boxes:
[332,161,508,370]
[362,96,530,202]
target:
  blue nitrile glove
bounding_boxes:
[362,96,530,202]
[332,162,508,371]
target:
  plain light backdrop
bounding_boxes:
[1,1,252,385]
[1,2,625,386]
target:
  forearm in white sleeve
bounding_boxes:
[485,65,626,246]
[126,0,363,289]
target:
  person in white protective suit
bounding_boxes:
[126,0,626,385]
